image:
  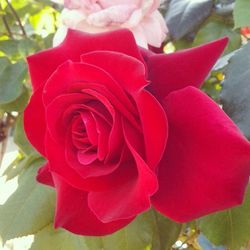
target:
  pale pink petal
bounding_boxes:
[87,5,136,27]
[99,0,142,8]
[122,9,143,28]
[53,25,68,47]
[140,10,167,47]
[141,0,160,15]
[131,26,148,48]
[62,8,86,28]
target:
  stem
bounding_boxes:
[0,114,16,168]
[2,15,13,38]
[0,133,8,168]
[5,0,27,37]
[180,229,200,248]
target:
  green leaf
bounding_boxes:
[233,0,250,28]
[29,6,59,35]
[9,0,29,10]
[221,41,250,139]
[165,0,213,40]
[0,59,27,105]
[14,113,36,155]
[193,19,241,54]
[0,158,55,242]
[0,85,29,112]
[0,40,20,57]
[0,57,9,75]
[3,153,41,181]
[198,185,250,250]
[31,209,181,250]
[0,39,40,59]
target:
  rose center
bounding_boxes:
[71,111,99,165]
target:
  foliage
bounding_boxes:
[29,210,181,250]
[198,186,250,250]
[221,42,250,139]
[0,158,55,242]
[0,0,250,249]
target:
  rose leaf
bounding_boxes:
[165,0,213,40]
[0,159,55,243]
[233,0,250,29]
[193,19,241,55]
[30,209,182,250]
[221,41,250,139]
[198,185,250,250]
[0,58,27,106]
[14,113,37,156]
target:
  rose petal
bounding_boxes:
[99,0,142,9]
[53,173,134,236]
[152,86,250,222]
[130,26,148,48]
[81,50,147,94]
[45,132,91,190]
[46,93,90,143]
[139,46,154,62]
[36,163,54,187]
[27,29,144,90]
[65,128,120,178]
[44,61,139,128]
[88,119,158,223]
[43,61,136,114]
[24,85,46,156]
[77,148,98,165]
[147,38,228,100]
[46,131,133,192]
[135,89,168,169]
[80,111,98,146]
[87,5,136,26]
[140,11,167,48]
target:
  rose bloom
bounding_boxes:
[25,29,250,236]
[53,0,167,48]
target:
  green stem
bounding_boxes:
[2,15,13,38]
[0,113,15,168]
[5,0,27,37]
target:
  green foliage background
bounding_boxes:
[0,0,250,249]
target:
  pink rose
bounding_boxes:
[53,0,167,48]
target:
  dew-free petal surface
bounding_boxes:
[152,87,250,222]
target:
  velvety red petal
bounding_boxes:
[88,119,158,223]
[27,29,144,91]
[80,111,98,146]
[36,163,54,187]
[53,173,134,236]
[46,131,127,191]
[46,93,89,143]
[24,85,46,156]
[65,129,120,179]
[43,61,135,114]
[81,51,147,94]
[139,47,154,62]
[94,113,110,161]
[135,89,168,169]
[147,38,228,100]
[43,61,140,134]
[45,132,91,190]
[152,86,250,222]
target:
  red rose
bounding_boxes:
[24,29,250,236]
